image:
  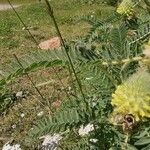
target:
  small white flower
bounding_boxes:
[40,134,62,150]
[91,15,94,18]
[2,142,12,150]
[78,123,94,136]
[92,101,97,107]
[20,113,25,118]
[37,111,44,117]
[2,142,22,150]
[89,138,98,143]
[68,86,72,91]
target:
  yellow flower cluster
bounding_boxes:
[111,71,150,121]
[116,0,135,16]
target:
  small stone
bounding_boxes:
[16,91,23,98]
[39,37,61,50]
[37,111,44,117]
[20,113,25,118]
[51,100,61,108]
[12,124,17,129]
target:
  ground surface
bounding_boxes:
[0,0,114,149]
[0,4,20,10]
[0,0,114,65]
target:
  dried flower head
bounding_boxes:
[2,142,21,150]
[40,134,62,150]
[78,123,94,136]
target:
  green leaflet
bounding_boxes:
[141,144,150,150]
[134,137,150,146]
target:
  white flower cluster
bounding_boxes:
[89,138,98,143]
[78,123,94,136]
[2,142,21,150]
[40,134,62,150]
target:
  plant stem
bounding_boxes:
[13,54,45,107]
[44,0,86,104]
[7,0,71,102]
[102,56,148,66]
[7,0,39,46]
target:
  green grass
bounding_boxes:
[0,0,36,4]
[0,1,150,149]
[0,0,114,65]
[0,1,114,148]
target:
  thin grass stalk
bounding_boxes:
[44,0,87,105]
[7,0,39,46]
[13,54,45,107]
[7,0,71,102]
